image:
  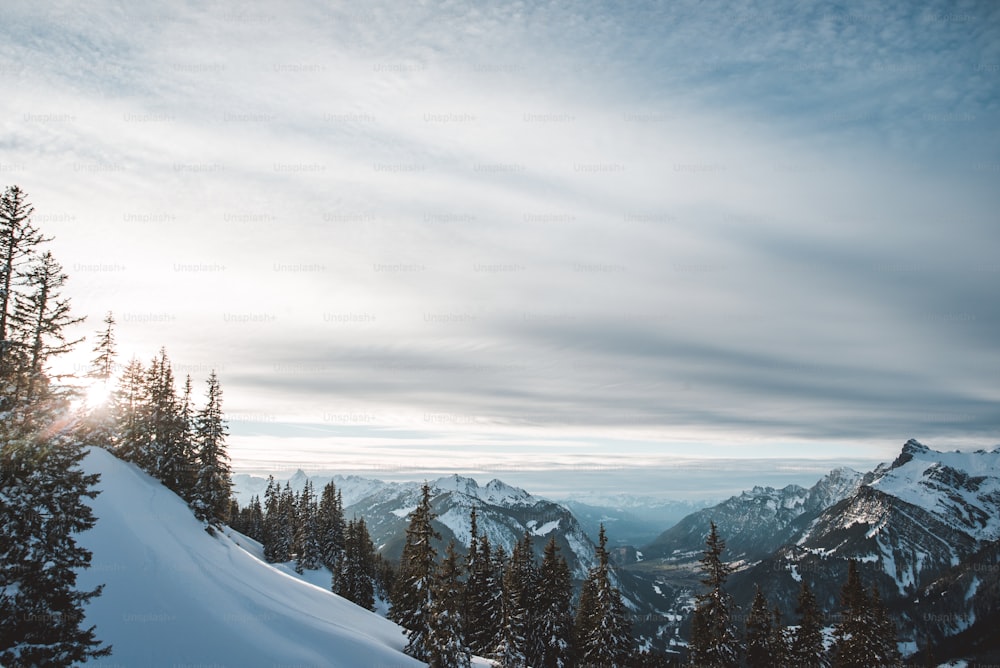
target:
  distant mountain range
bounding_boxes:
[231,438,1000,663]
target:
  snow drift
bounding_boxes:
[74,446,422,667]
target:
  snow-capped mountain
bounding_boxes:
[74,447,421,667]
[724,439,1000,658]
[234,471,599,580]
[641,466,864,562]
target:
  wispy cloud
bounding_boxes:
[2,0,998,492]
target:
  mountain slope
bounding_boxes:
[75,447,421,668]
[642,467,863,562]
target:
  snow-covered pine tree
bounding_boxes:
[687,521,740,667]
[497,532,536,666]
[576,525,632,667]
[535,535,575,668]
[336,516,376,610]
[191,371,231,525]
[295,480,322,572]
[464,511,500,656]
[318,481,346,575]
[831,560,900,667]
[789,580,826,668]
[111,358,149,465]
[262,476,286,562]
[0,187,110,664]
[428,541,471,668]
[390,482,440,661]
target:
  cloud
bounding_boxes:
[2,0,998,489]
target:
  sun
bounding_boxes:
[81,380,114,409]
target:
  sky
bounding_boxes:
[2,0,998,499]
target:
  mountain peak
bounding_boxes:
[890,438,932,469]
[432,474,481,497]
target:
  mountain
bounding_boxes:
[722,439,1000,659]
[234,471,600,581]
[557,496,713,548]
[642,466,864,563]
[74,447,423,667]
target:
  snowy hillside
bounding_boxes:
[74,447,422,668]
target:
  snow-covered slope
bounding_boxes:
[75,447,421,668]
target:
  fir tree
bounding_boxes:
[746,587,786,668]
[317,481,346,574]
[191,371,231,525]
[464,516,500,656]
[789,580,827,668]
[76,313,118,450]
[497,533,536,666]
[390,482,440,661]
[0,185,48,388]
[831,561,900,668]
[112,358,149,465]
[295,480,322,572]
[536,535,575,668]
[428,541,471,668]
[262,476,289,562]
[336,517,376,610]
[577,525,632,667]
[687,521,739,668]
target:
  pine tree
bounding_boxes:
[464,514,500,656]
[577,525,632,667]
[536,535,575,668]
[337,516,377,610]
[191,371,231,525]
[428,541,471,668]
[831,562,899,667]
[111,358,149,465]
[76,312,118,450]
[262,476,287,562]
[390,482,440,661]
[789,580,827,668]
[687,521,739,668]
[497,533,536,666]
[295,480,322,572]
[10,251,84,404]
[745,587,775,668]
[0,185,48,389]
[318,481,346,574]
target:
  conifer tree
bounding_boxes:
[497,533,536,666]
[77,312,118,449]
[262,476,288,562]
[0,185,48,388]
[745,587,775,668]
[832,560,872,668]
[688,521,739,667]
[577,525,632,667]
[428,541,471,668]
[464,515,500,656]
[536,535,575,668]
[789,580,827,668]
[191,370,231,525]
[295,480,322,572]
[337,516,377,610]
[11,251,84,403]
[112,358,148,464]
[318,481,346,574]
[391,482,440,661]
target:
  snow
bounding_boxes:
[530,519,560,537]
[75,447,422,668]
[789,564,802,582]
[965,575,980,601]
[392,505,417,518]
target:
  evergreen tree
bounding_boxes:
[336,516,377,610]
[390,482,440,661]
[464,516,500,656]
[111,358,149,464]
[745,587,775,668]
[536,535,575,668]
[577,525,632,667]
[76,312,118,449]
[11,251,84,403]
[295,480,322,572]
[789,580,827,668]
[497,533,536,666]
[687,521,739,668]
[428,541,471,668]
[191,371,231,525]
[831,562,899,668]
[317,481,346,574]
[0,185,48,388]
[262,476,288,562]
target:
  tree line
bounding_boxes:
[688,521,902,668]
[229,477,394,611]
